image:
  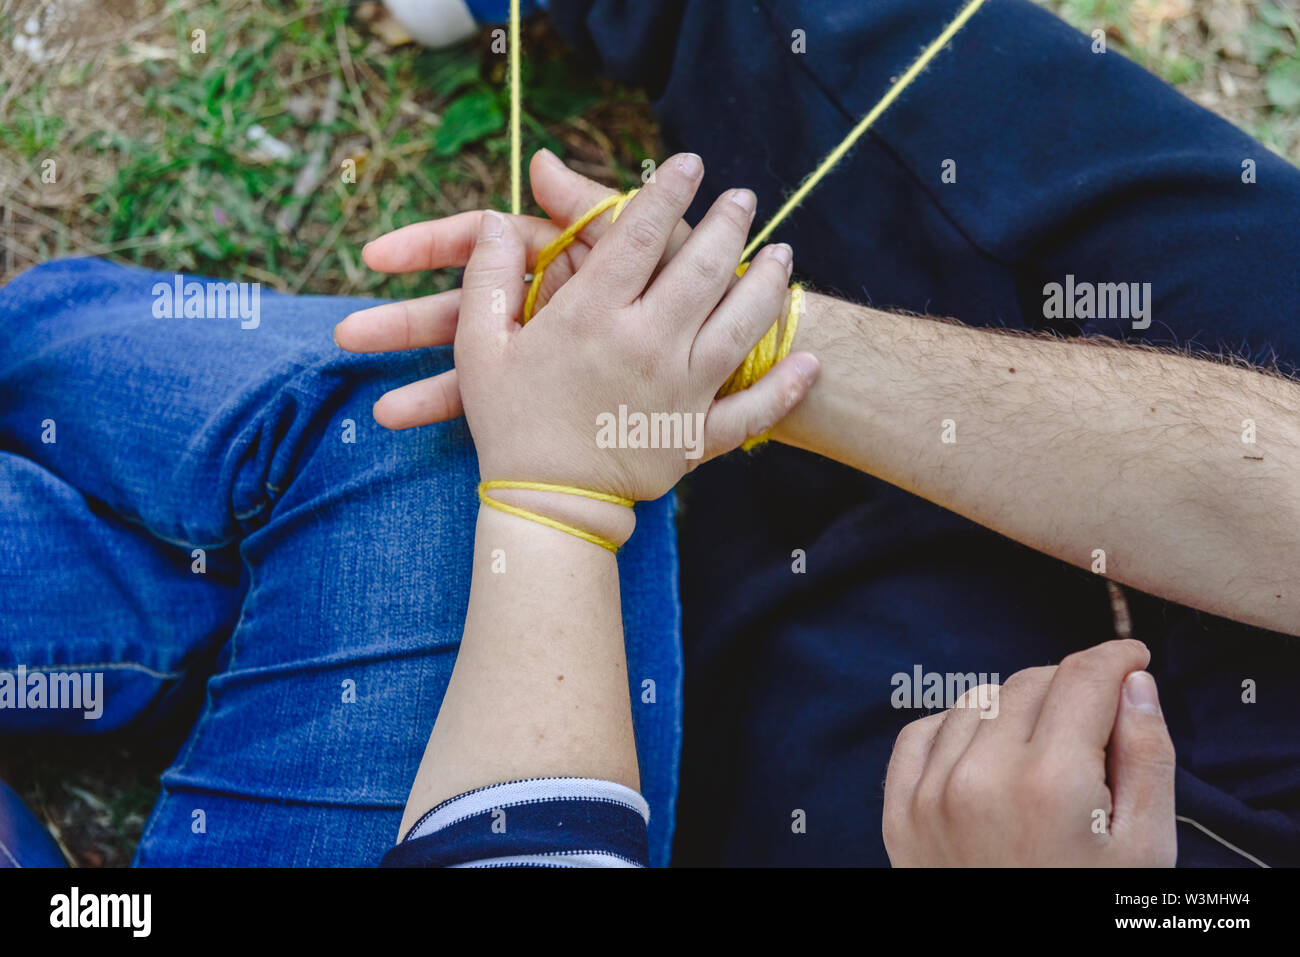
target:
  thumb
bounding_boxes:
[460,211,526,341]
[702,352,819,460]
[529,147,621,229]
[530,148,694,257]
[1107,670,1177,865]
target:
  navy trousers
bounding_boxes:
[551,0,1300,866]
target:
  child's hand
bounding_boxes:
[455,152,819,504]
[336,150,693,430]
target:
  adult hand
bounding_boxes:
[334,148,694,430]
[882,639,1177,866]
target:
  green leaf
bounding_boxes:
[1160,55,1201,86]
[1258,1,1299,32]
[1265,58,1300,111]
[434,87,504,156]
[415,47,482,99]
[525,59,602,122]
[1243,21,1288,65]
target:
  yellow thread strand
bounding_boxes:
[481,480,635,508]
[509,0,522,215]
[741,0,989,261]
[479,481,634,552]
[522,189,637,322]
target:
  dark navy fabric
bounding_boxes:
[381,794,649,868]
[466,0,544,25]
[550,0,1300,866]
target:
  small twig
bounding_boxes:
[276,74,343,235]
[286,147,380,295]
[334,20,382,145]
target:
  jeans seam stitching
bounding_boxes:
[7,662,182,680]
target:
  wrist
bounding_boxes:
[479,484,637,552]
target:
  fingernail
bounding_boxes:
[729,189,756,215]
[675,152,703,178]
[767,242,793,271]
[1124,671,1161,714]
[791,351,819,385]
[332,321,342,346]
[480,210,504,241]
[537,147,558,164]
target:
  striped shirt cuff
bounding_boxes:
[379,778,651,868]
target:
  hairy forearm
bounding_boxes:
[773,291,1300,636]
[398,500,640,837]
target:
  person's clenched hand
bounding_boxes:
[882,639,1177,867]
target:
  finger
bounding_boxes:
[884,711,949,816]
[700,351,819,460]
[1032,639,1151,751]
[580,152,704,305]
[1106,671,1177,860]
[530,147,694,260]
[529,148,698,308]
[883,711,948,858]
[968,665,1056,746]
[649,187,756,326]
[911,683,996,798]
[460,211,527,343]
[529,148,621,237]
[361,210,560,274]
[372,369,462,429]
[690,243,792,382]
[333,289,462,353]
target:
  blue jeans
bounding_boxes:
[0,258,682,866]
[548,0,1300,865]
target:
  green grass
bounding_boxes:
[0,0,660,297]
[1043,0,1300,159]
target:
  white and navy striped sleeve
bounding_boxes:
[379,777,650,868]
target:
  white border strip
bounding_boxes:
[453,852,642,869]
[409,777,650,841]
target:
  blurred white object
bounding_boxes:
[383,0,479,49]
[247,125,295,163]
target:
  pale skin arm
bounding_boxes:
[393,155,815,838]
[774,292,1300,637]
[398,495,638,838]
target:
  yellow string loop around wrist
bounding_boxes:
[478,480,635,553]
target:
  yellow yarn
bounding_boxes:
[520,189,805,447]
[479,480,635,552]
[741,0,990,259]
[522,189,638,322]
[492,0,989,546]
[509,0,522,215]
